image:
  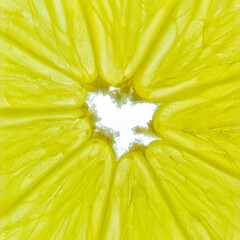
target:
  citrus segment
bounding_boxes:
[0,139,114,239]
[133,0,240,102]
[100,152,186,239]
[82,0,177,84]
[146,141,240,239]
[154,80,240,177]
[0,47,86,109]
[0,114,91,216]
[0,0,96,84]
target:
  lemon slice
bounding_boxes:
[1,0,240,239]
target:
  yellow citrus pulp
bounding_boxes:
[1,0,240,239]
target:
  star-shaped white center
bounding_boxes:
[86,87,159,158]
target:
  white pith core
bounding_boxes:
[86,87,159,159]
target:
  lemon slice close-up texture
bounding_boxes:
[1,0,240,239]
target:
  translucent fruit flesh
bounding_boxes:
[1,0,240,239]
